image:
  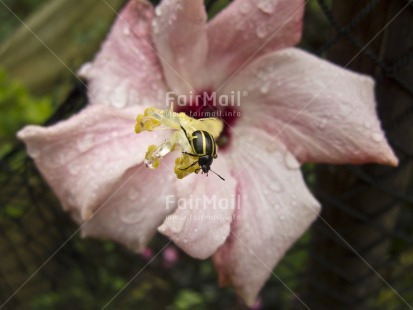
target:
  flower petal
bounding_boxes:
[81,157,177,252]
[152,0,208,94]
[223,48,398,166]
[205,0,304,88]
[17,105,165,222]
[158,156,237,259]
[78,0,167,108]
[213,127,320,306]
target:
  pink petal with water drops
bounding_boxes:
[158,157,237,259]
[213,128,320,306]
[78,0,167,108]
[223,48,398,166]
[17,105,165,223]
[152,0,208,94]
[81,157,177,252]
[205,0,304,88]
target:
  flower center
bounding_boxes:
[175,90,240,149]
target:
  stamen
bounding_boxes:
[135,105,223,179]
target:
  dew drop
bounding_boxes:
[371,132,383,142]
[260,83,270,94]
[67,192,78,208]
[239,2,251,14]
[256,24,268,38]
[183,239,188,244]
[257,0,275,14]
[317,119,327,129]
[152,20,159,34]
[120,209,144,224]
[266,143,277,153]
[128,187,140,200]
[236,21,247,31]
[77,134,94,152]
[68,164,79,176]
[270,182,283,192]
[27,147,40,159]
[155,6,162,16]
[123,26,130,36]
[284,152,300,170]
[364,122,372,129]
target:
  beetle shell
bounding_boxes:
[189,130,216,157]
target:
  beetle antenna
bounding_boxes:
[210,169,225,181]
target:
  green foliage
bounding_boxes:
[171,290,205,310]
[207,0,231,19]
[0,69,53,156]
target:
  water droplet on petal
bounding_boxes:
[27,147,40,159]
[239,2,251,14]
[236,21,247,31]
[284,152,300,170]
[257,0,275,14]
[266,143,277,153]
[317,119,327,129]
[128,187,140,200]
[183,239,188,244]
[260,84,270,94]
[270,182,283,192]
[68,164,79,176]
[152,20,159,34]
[371,132,383,142]
[120,208,144,224]
[364,122,372,129]
[67,192,78,209]
[77,133,94,152]
[256,24,268,38]
[123,26,130,36]
[155,6,162,16]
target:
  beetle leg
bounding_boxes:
[182,151,201,157]
[180,161,198,171]
[180,125,191,144]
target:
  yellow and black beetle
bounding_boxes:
[180,125,225,181]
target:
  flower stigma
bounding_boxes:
[135,104,223,179]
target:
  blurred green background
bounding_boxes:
[3,0,409,309]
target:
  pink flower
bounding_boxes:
[17,0,397,306]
